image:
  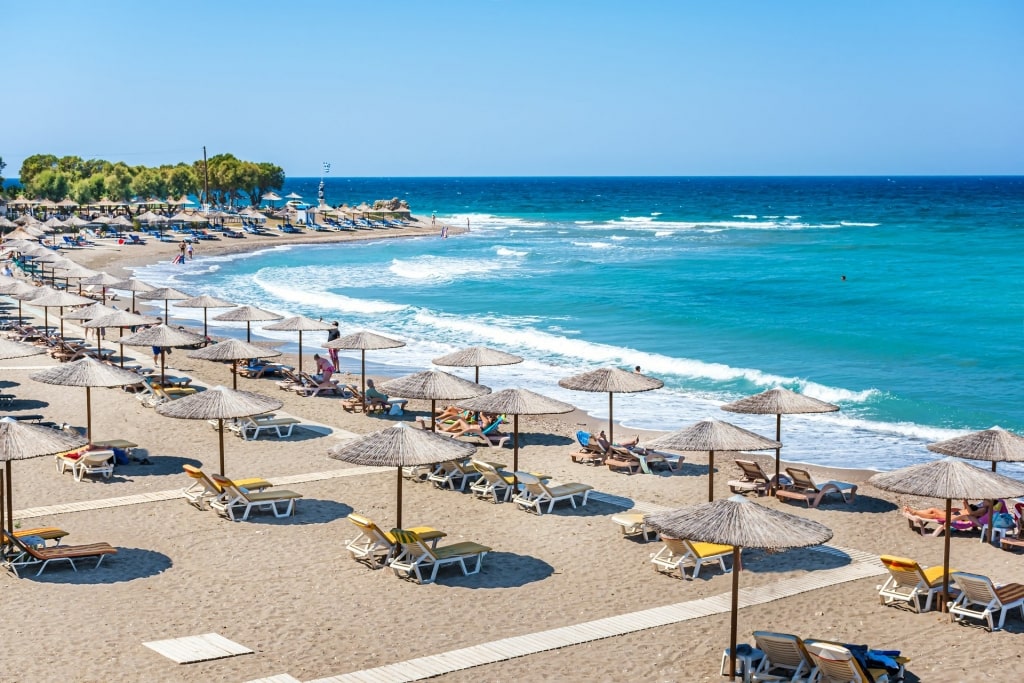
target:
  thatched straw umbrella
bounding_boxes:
[458,388,573,476]
[378,370,490,431]
[156,386,282,476]
[927,426,1024,473]
[646,495,832,681]
[0,418,87,540]
[211,305,284,343]
[0,281,38,325]
[558,367,664,446]
[61,301,118,323]
[262,315,333,376]
[432,346,523,384]
[721,387,839,494]
[328,423,476,528]
[325,331,406,410]
[136,286,192,324]
[81,310,159,367]
[30,358,143,442]
[27,288,94,338]
[0,338,46,361]
[173,294,236,339]
[79,271,123,305]
[111,277,156,313]
[643,420,782,502]
[870,457,1024,610]
[119,324,207,384]
[188,338,281,390]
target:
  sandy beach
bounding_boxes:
[2,224,1022,683]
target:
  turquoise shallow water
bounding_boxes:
[134,176,1024,473]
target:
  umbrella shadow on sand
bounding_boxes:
[438,551,554,589]
[5,399,50,411]
[512,430,575,448]
[242,498,353,526]
[115,453,203,477]
[519,497,621,519]
[28,547,172,584]
[739,546,851,574]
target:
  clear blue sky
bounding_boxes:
[3,1,1022,177]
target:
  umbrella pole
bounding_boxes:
[203,309,208,339]
[119,342,125,369]
[160,349,166,385]
[59,306,65,338]
[941,498,952,611]
[17,300,22,326]
[728,546,741,681]
[44,309,49,339]
[396,466,403,529]
[608,392,614,446]
[85,386,93,443]
[131,292,136,312]
[218,418,225,476]
[298,330,303,376]
[164,299,169,324]
[475,366,480,384]
[430,399,436,432]
[0,468,5,540]
[708,450,715,502]
[5,461,12,542]
[512,414,521,494]
[246,321,251,343]
[361,350,367,413]
[992,462,997,472]
[232,361,238,390]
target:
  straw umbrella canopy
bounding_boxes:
[0,418,87,542]
[174,294,236,338]
[119,324,207,384]
[61,301,117,322]
[643,419,782,502]
[211,305,284,343]
[1,280,41,325]
[30,357,143,442]
[870,457,1024,611]
[79,271,123,305]
[432,346,524,384]
[136,286,192,323]
[285,192,303,200]
[81,310,159,368]
[188,338,281,389]
[261,315,332,375]
[111,215,133,228]
[721,387,840,493]
[29,288,94,338]
[558,367,664,446]
[156,386,282,476]
[325,331,406,409]
[328,422,476,528]
[378,370,490,432]
[0,338,46,360]
[646,495,833,681]
[458,388,574,476]
[111,277,156,312]
[0,217,16,231]
[927,427,1024,473]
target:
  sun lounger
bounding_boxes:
[209,474,302,521]
[804,640,903,683]
[748,631,813,683]
[651,536,734,579]
[239,414,301,440]
[513,472,593,515]
[774,467,857,508]
[728,459,791,496]
[388,527,491,584]
[878,555,957,613]
[2,529,117,577]
[344,514,445,569]
[950,571,1024,631]
[55,448,116,482]
[181,464,273,510]
[901,509,977,537]
[611,512,658,542]
[469,459,517,503]
[292,371,341,397]
[427,459,482,491]
[2,527,69,548]
[571,431,606,465]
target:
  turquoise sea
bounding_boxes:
[133,177,1024,473]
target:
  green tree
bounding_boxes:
[242,161,285,207]
[70,174,107,204]
[103,162,135,203]
[162,164,199,200]
[19,154,59,187]
[0,155,6,188]
[29,168,72,200]
[130,166,167,200]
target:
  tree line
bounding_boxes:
[1,153,285,209]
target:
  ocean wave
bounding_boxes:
[252,270,407,314]
[572,241,614,249]
[388,255,509,283]
[574,220,594,225]
[654,231,673,237]
[840,221,881,227]
[733,214,757,219]
[494,246,528,257]
[609,235,629,241]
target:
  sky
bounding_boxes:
[2,1,1022,177]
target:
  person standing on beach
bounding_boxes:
[326,321,340,369]
[186,242,194,260]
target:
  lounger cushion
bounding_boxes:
[433,542,492,559]
[691,541,733,557]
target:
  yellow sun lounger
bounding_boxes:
[878,555,956,613]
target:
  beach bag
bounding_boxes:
[388,403,403,416]
[993,512,1015,529]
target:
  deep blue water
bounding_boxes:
[132,176,1024,473]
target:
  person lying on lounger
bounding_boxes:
[449,412,504,439]
[903,499,991,524]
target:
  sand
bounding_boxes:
[1,222,1022,683]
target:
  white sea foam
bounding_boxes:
[494,246,528,257]
[654,231,673,237]
[609,235,629,241]
[387,255,509,283]
[252,271,407,314]
[840,221,881,227]
[650,212,662,216]
[572,241,614,249]
[733,214,757,219]
[574,220,594,225]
